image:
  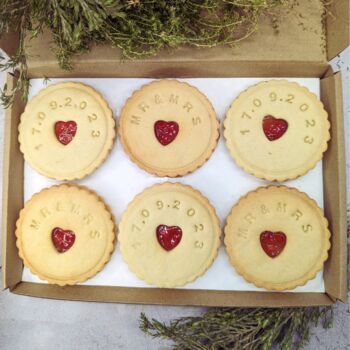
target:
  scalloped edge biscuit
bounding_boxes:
[224,80,330,181]
[18,82,116,180]
[119,80,220,177]
[224,185,331,291]
[119,182,221,287]
[16,184,116,286]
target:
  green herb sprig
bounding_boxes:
[0,0,292,107]
[140,307,333,350]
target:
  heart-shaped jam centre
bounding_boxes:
[260,231,286,258]
[156,224,182,251]
[52,227,76,253]
[54,121,77,145]
[154,120,179,146]
[262,115,288,141]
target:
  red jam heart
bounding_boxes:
[262,115,288,141]
[260,231,287,258]
[156,224,182,251]
[54,121,77,145]
[51,227,76,253]
[154,120,179,146]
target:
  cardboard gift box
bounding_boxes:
[1,0,348,307]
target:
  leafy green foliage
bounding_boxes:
[140,307,333,350]
[0,0,292,107]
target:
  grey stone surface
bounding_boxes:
[0,47,349,350]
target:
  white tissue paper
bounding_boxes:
[22,77,325,293]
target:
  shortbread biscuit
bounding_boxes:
[119,182,221,287]
[119,80,220,177]
[19,82,116,180]
[16,184,116,285]
[224,80,330,181]
[224,186,331,291]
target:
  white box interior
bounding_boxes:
[22,77,325,293]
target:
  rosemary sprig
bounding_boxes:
[140,307,333,350]
[0,0,292,108]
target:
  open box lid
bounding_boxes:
[0,1,348,76]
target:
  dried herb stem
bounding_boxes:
[140,307,333,350]
[0,0,295,107]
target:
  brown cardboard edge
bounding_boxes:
[11,282,334,307]
[321,72,348,302]
[1,73,25,289]
[326,0,350,60]
[26,60,329,79]
[0,31,20,57]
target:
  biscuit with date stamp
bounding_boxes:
[19,82,116,180]
[224,80,330,181]
[224,186,330,291]
[119,80,220,177]
[16,184,116,285]
[119,182,221,287]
